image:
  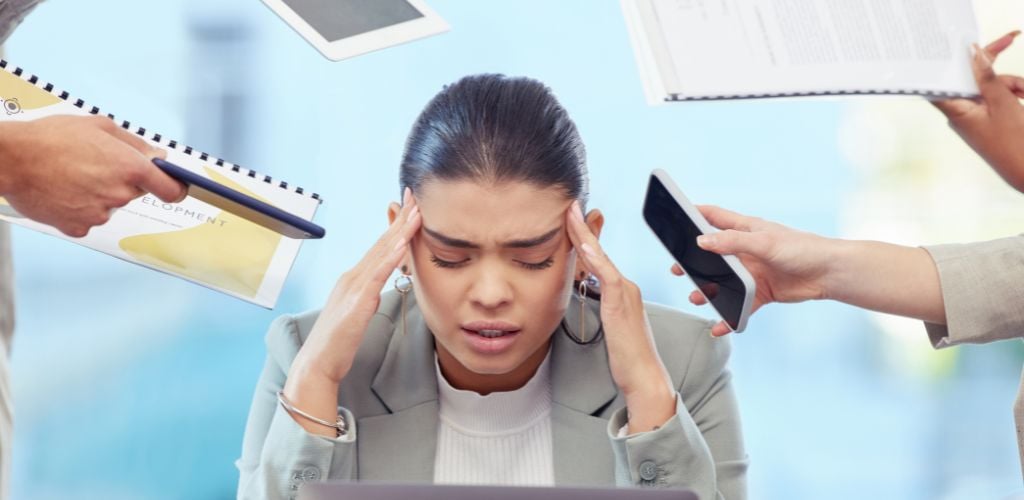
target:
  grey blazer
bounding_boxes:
[237,290,748,500]
[923,235,1024,478]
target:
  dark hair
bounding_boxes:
[400,74,588,206]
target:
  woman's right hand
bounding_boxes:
[670,205,839,336]
[283,188,421,412]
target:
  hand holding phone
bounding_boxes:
[642,169,756,333]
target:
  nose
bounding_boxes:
[468,265,513,310]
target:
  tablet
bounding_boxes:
[261,0,450,61]
[152,158,326,240]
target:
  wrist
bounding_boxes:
[819,237,854,302]
[287,353,348,391]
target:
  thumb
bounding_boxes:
[697,229,772,258]
[972,43,1019,110]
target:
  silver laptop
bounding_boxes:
[298,482,699,500]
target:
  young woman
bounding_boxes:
[236,74,747,500]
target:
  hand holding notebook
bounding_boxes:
[0,59,324,307]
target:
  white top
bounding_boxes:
[433,351,554,486]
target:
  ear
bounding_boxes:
[572,208,605,281]
[387,202,412,274]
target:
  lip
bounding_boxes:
[460,320,522,355]
[461,320,522,332]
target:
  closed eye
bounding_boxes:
[517,257,554,270]
[430,255,469,269]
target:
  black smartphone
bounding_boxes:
[642,169,755,332]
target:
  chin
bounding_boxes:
[457,353,524,376]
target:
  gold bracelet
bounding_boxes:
[277,391,348,438]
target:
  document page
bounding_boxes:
[645,0,978,98]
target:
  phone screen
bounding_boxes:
[643,176,747,330]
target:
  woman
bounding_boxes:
[236,74,747,500]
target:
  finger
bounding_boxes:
[370,208,421,284]
[984,30,1021,60]
[134,161,188,203]
[710,321,732,337]
[689,290,707,305]
[696,204,765,232]
[106,124,161,157]
[999,75,1024,99]
[972,43,1020,110]
[696,229,773,258]
[670,263,684,276]
[565,201,624,286]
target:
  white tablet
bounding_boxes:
[261,0,450,61]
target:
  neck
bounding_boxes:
[436,339,552,395]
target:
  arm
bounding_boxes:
[237,190,422,499]
[677,205,946,336]
[607,320,747,499]
[236,315,358,500]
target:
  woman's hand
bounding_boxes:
[281,188,421,436]
[565,201,675,434]
[671,205,837,336]
[932,31,1024,193]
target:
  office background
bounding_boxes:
[6,0,1024,498]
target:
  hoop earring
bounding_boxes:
[394,272,413,336]
[577,277,589,343]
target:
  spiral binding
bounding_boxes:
[666,87,972,102]
[0,59,321,203]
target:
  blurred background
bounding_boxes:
[5,0,1024,498]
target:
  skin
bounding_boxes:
[673,33,1024,336]
[0,115,187,237]
[284,179,676,437]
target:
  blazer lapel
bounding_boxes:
[550,293,619,485]
[359,295,440,482]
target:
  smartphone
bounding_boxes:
[642,169,755,332]
[152,158,326,240]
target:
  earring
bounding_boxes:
[394,270,413,336]
[577,275,589,343]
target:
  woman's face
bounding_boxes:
[388,179,602,394]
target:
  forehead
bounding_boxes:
[415,179,571,243]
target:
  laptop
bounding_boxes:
[298,482,699,500]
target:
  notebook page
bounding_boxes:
[648,0,978,98]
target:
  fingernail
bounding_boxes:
[403,187,411,205]
[580,242,596,256]
[696,234,714,248]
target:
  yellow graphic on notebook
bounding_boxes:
[119,168,283,298]
[0,59,322,308]
[0,70,60,111]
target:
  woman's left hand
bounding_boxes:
[565,201,676,434]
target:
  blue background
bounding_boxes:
[6,1,1022,498]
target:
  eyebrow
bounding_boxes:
[422,226,563,249]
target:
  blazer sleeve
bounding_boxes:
[235,315,358,500]
[607,318,747,500]
[921,235,1024,348]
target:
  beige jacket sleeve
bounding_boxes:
[922,235,1024,348]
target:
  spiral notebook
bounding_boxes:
[0,59,322,308]
[621,0,980,103]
